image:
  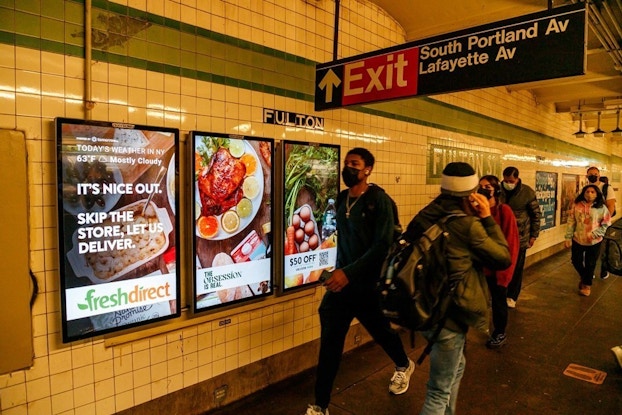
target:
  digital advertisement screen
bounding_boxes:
[192,132,274,312]
[282,141,339,291]
[536,171,558,230]
[56,118,180,343]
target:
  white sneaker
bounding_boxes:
[611,346,622,369]
[506,298,516,308]
[389,358,415,395]
[305,404,329,415]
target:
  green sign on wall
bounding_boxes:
[427,139,502,184]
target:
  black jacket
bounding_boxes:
[500,180,541,249]
[335,185,394,288]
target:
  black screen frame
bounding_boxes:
[56,117,181,343]
[281,140,340,293]
[191,131,275,313]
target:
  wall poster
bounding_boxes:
[536,171,558,230]
[282,141,340,291]
[561,174,580,225]
[56,118,180,343]
[192,132,274,312]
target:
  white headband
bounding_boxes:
[440,173,479,197]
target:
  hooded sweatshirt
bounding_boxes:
[565,201,611,246]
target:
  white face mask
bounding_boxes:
[503,182,516,191]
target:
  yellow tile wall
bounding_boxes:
[0,0,617,414]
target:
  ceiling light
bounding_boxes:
[611,110,622,137]
[574,112,587,138]
[593,112,606,138]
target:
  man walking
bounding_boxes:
[500,167,541,308]
[405,162,511,414]
[305,148,413,415]
[586,166,617,279]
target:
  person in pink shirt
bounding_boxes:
[564,184,612,297]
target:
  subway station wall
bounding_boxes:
[1,0,621,414]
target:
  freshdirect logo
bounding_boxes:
[77,283,171,311]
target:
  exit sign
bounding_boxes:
[315,3,585,111]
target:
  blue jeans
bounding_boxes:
[420,328,466,415]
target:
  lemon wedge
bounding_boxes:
[221,210,240,233]
[195,202,201,220]
[236,198,253,218]
[243,176,260,199]
[229,139,245,158]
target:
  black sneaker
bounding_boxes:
[486,333,507,349]
[601,272,610,280]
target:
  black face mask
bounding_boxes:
[587,175,598,183]
[342,166,363,187]
[477,187,493,199]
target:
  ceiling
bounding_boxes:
[367,0,622,132]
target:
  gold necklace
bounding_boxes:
[345,191,364,219]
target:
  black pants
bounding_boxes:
[507,247,527,301]
[486,276,508,336]
[571,240,602,286]
[314,287,408,409]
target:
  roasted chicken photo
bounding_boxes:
[198,147,246,216]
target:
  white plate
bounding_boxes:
[67,199,173,284]
[195,141,263,240]
[166,156,176,214]
[62,157,123,216]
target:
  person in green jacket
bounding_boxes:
[405,162,511,415]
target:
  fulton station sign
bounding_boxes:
[315,3,586,111]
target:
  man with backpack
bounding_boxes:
[586,166,617,279]
[404,162,511,415]
[304,148,413,415]
[587,166,617,217]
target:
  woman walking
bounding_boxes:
[564,184,611,296]
[479,175,519,348]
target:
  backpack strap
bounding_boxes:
[415,213,466,365]
[362,184,396,228]
[362,184,383,213]
[416,295,455,364]
[367,184,403,236]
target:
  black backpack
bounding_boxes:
[377,213,465,364]
[602,220,622,275]
[602,182,617,217]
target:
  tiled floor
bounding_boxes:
[206,250,622,414]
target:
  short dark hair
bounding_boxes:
[575,184,605,208]
[347,147,375,167]
[502,166,519,178]
[587,166,600,174]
